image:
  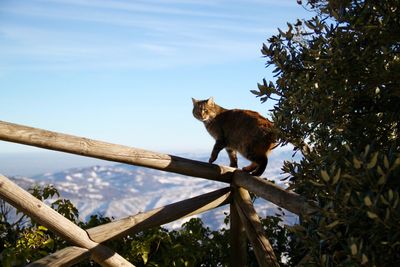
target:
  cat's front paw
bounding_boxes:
[208,156,217,164]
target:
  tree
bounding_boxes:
[253,0,400,265]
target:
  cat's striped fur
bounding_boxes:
[192,97,277,176]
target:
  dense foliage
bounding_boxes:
[0,185,77,266]
[0,185,294,266]
[253,0,400,265]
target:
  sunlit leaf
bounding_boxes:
[320,170,330,182]
[351,243,358,255]
[332,168,341,185]
[367,152,378,169]
[353,157,362,169]
[364,196,373,207]
[367,211,378,219]
[384,155,390,169]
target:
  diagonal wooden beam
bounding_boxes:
[0,174,134,267]
[28,187,231,266]
[234,187,280,267]
[87,187,231,242]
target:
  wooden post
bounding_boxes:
[0,174,134,267]
[234,187,280,267]
[230,187,247,267]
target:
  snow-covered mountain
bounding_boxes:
[10,149,299,229]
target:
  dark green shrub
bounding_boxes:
[253,0,400,265]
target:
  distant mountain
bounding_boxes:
[10,149,299,229]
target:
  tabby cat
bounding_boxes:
[192,97,277,176]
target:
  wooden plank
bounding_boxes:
[0,120,232,183]
[230,192,247,267]
[87,187,231,242]
[0,120,314,215]
[234,187,280,267]
[0,174,134,267]
[27,246,90,267]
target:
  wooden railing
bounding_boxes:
[0,120,315,266]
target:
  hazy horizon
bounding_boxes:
[0,145,295,177]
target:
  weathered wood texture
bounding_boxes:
[0,120,313,215]
[26,246,90,267]
[0,120,231,183]
[234,187,280,267]
[230,193,247,267]
[0,174,134,267]
[87,187,231,242]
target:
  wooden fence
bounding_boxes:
[0,120,314,266]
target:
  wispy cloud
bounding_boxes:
[35,0,247,20]
[0,0,301,71]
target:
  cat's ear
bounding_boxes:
[191,98,198,105]
[207,97,214,105]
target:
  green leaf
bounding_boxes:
[344,144,351,152]
[43,238,54,249]
[388,189,394,201]
[385,208,391,222]
[326,220,340,229]
[363,145,370,157]
[361,254,369,265]
[384,155,390,169]
[393,193,399,209]
[309,180,324,187]
[350,243,357,255]
[320,170,330,182]
[377,175,386,185]
[353,157,362,169]
[38,225,48,231]
[364,196,372,207]
[332,168,341,185]
[142,252,149,264]
[367,211,378,219]
[367,152,378,169]
[380,195,389,205]
[304,20,315,30]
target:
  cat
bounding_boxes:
[192,97,277,176]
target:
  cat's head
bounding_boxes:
[192,97,218,122]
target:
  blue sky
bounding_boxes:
[0,0,311,156]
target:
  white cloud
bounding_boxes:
[0,0,298,71]
[34,0,245,20]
